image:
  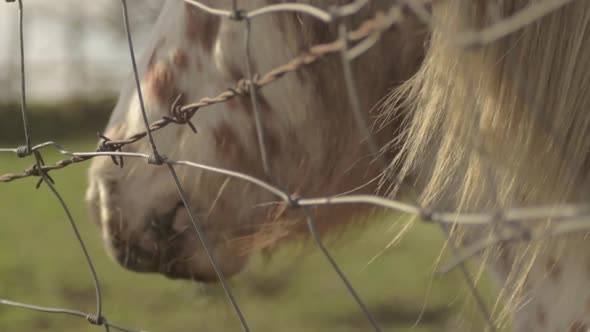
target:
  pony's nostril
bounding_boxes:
[146,201,185,237]
[114,242,158,272]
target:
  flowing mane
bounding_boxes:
[85,1,590,331]
[385,1,590,330]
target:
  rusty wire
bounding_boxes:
[1,0,588,331]
[0,2,402,183]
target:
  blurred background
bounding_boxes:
[0,1,499,331]
[0,0,162,102]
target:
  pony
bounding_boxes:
[86,1,590,331]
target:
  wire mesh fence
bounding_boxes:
[1,0,588,331]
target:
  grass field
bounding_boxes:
[0,138,499,332]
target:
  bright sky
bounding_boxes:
[0,0,157,102]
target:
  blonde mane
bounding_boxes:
[383,1,590,330]
[82,1,590,331]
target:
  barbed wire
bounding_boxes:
[0,1,403,183]
[1,0,586,331]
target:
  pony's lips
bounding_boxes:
[94,198,239,283]
[104,202,188,269]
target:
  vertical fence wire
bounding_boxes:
[14,0,32,155]
[238,5,384,330]
[1,1,589,331]
[120,0,161,160]
[119,1,250,330]
[0,1,132,331]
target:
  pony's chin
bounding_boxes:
[102,229,249,283]
[86,183,248,283]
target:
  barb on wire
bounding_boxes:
[3,0,590,330]
[0,3,403,183]
[30,149,54,189]
[5,142,590,229]
[0,299,143,332]
[120,1,250,328]
[30,150,106,329]
[120,0,163,163]
[236,2,382,327]
[0,1,123,329]
[2,141,590,330]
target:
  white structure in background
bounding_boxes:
[0,0,162,102]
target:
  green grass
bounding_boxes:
[0,138,499,332]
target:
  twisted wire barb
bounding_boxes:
[116,2,251,330]
[0,1,137,330]
[236,1,382,328]
[3,140,590,330]
[31,149,105,324]
[0,299,144,332]
[120,0,162,162]
[4,142,590,229]
[2,0,587,331]
[0,2,404,183]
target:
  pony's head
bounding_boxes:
[85,0,426,281]
[388,1,590,330]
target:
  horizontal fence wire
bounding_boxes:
[0,0,585,331]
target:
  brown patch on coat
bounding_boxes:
[546,256,562,281]
[227,63,244,84]
[234,93,272,118]
[184,3,221,53]
[227,96,252,117]
[146,61,179,107]
[169,93,186,124]
[248,94,281,161]
[536,306,546,327]
[226,93,276,158]
[212,122,240,155]
[172,49,188,69]
[255,95,272,115]
[211,122,262,179]
[147,39,165,72]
